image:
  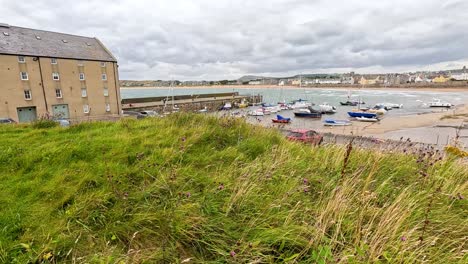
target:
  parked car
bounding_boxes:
[140,110,158,117]
[287,129,323,145]
[123,111,146,119]
[0,118,16,124]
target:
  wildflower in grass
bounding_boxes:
[401,236,407,241]
[303,178,309,185]
[457,193,464,200]
[186,192,191,198]
[218,183,224,190]
[230,250,236,257]
[181,137,186,142]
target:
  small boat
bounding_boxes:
[272,115,291,124]
[356,116,379,122]
[377,103,403,109]
[428,99,453,108]
[319,103,337,114]
[238,102,248,108]
[347,111,378,118]
[289,99,312,109]
[294,108,322,118]
[220,102,232,110]
[248,109,264,116]
[340,100,365,106]
[198,106,208,113]
[323,119,351,126]
[368,105,387,115]
[264,105,281,113]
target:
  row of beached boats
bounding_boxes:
[240,97,454,126]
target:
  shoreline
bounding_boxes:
[121,85,468,93]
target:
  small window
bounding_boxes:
[20,72,28,80]
[100,62,106,67]
[81,88,87,97]
[101,74,107,80]
[52,72,60,80]
[83,104,90,114]
[55,89,62,98]
[24,90,32,100]
[103,87,109,97]
[51,58,57,64]
[79,73,85,80]
[18,56,25,63]
[105,103,111,112]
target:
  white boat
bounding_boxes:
[323,119,351,126]
[220,102,232,110]
[318,103,337,114]
[248,109,264,116]
[377,103,403,109]
[198,106,208,113]
[264,106,280,113]
[428,99,453,108]
[356,116,379,122]
[288,101,312,109]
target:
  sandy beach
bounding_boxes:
[319,105,467,135]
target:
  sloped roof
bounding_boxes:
[0,24,116,62]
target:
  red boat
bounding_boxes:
[272,115,291,124]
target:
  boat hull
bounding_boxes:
[356,117,379,122]
[272,119,291,123]
[348,112,377,118]
[294,112,322,118]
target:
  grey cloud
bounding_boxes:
[0,0,467,80]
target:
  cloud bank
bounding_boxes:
[1,0,468,80]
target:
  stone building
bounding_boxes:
[0,23,121,122]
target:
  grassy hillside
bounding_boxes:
[0,114,466,263]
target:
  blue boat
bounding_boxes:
[347,112,377,118]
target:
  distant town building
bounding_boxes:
[450,66,468,81]
[0,24,120,123]
[248,80,262,85]
[314,78,341,84]
[432,75,449,83]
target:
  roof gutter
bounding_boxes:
[0,52,117,63]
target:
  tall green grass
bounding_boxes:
[0,114,466,263]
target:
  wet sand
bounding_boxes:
[320,105,468,136]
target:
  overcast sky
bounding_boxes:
[1,0,468,80]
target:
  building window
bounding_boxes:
[105,103,111,112]
[103,87,109,97]
[79,73,85,80]
[101,74,107,80]
[52,72,60,80]
[18,56,25,63]
[51,58,57,64]
[55,89,62,98]
[24,90,32,100]
[101,62,106,67]
[20,72,28,80]
[83,104,90,114]
[81,88,87,97]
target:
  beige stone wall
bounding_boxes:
[0,54,121,122]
